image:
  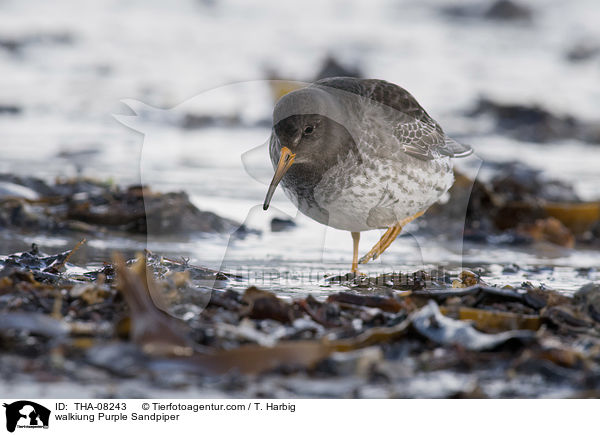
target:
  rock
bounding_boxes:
[544,202,600,235]
[565,41,600,62]
[314,347,383,377]
[313,56,363,81]
[67,185,241,235]
[429,162,594,247]
[502,264,520,274]
[592,220,600,240]
[484,0,533,21]
[493,203,546,231]
[469,97,600,144]
[517,217,575,248]
[0,105,21,115]
[489,161,579,203]
[232,224,261,238]
[0,38,21,52]
[424,170,496,236]
[241,286,296,324]
[146,193,240,234]
[0,182,39,200]
[270,217,296,232]
[462,175,497,234]
[574,283,600,322]
[0,173,84,197]
[443,0,532,22]
[0,32,73,54]
[266,55,364,104]
[0,175,244,236]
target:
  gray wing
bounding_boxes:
[443,135,473,158]
[394,118,473,160]
[314,77,473,161]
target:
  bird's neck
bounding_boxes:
[284,163,322,195]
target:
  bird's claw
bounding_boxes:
[358,252,376,264]
[359,223,404,264]
[350,269,367,277]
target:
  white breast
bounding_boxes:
[311,151,454,232]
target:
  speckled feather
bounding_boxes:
[314,77,472,160]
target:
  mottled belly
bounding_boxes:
[311,157,454,232]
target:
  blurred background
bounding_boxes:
[1,0,599,295]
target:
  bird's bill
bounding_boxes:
[263,146,296,210]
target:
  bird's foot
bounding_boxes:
[359,211,424,264]
[350,267,366,277]
[359,225,402,264]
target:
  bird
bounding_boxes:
[262,77,472,274]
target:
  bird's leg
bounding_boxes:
[359,225,402,264]
[351,231,360,274]
[359,211,424,264]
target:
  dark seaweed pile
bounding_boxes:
[426,162,600,248]
[1,244,600,398]
[0,174,242,236]
[2,164,599,250]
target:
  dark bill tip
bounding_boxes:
[262,146,295,212]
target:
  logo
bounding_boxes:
[116,81,481,300]
[3,401,50,433]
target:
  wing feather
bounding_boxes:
[314,77,472,160]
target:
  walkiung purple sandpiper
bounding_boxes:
[262,77,473,273]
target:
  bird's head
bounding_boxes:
[263,87,356,210]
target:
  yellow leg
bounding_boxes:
[359,211,424,264]
[351,232,360,274]
[359,225,402,264]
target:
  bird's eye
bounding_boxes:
[303,125,314,135]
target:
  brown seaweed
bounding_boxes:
[2,242,600,397]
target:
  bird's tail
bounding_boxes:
[444,136,473,158]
